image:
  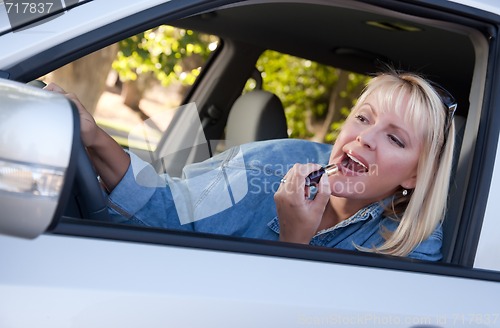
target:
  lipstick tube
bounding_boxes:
[305,164,338,186]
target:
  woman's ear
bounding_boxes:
[401,175,417,190]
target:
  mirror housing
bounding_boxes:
[0,79,77,238]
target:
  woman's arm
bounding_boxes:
[84,128,131,192]
[44,83,130,192]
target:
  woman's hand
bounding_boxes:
[44,83,98,147]
[274,163,331,244]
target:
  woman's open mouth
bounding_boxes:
[340,152,369,174]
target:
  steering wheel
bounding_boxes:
[74,140,111,221]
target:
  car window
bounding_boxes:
[42,22,380,248]
[47,18,460,263]
[26,0,494,270]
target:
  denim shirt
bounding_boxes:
[104,139,443,261]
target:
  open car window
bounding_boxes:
[8,0,494,269]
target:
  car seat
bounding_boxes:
[224,90,288,148]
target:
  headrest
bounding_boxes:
[225,90,288,147]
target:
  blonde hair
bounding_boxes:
[352,71,456,257]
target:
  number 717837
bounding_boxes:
[5,2,54,14]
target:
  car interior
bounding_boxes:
[48,0,491,264]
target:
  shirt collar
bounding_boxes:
[268,197,391,235]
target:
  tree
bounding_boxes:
[112,26,218,113]
[45,44,119,115]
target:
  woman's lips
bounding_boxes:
[336,151,370,176]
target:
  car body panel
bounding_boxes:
[0,0,500,325]
[450,0,500,15]
[475,140,500,271]
[0,0,171,68]
[1,233,500,327]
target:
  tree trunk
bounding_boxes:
[122,79,144,111]
[46,44,119,114]
[311,69,350,143]
[121,72,157,123]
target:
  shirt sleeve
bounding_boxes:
[104,151,183,228]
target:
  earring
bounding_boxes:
[402,189,408,196]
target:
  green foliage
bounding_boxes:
[253,50,370,142]
[251,51,332,139]
[113,26,218,86]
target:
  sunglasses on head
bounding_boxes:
[429,81,457,137]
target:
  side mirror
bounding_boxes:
[0,79,77,238]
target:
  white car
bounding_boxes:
[1,0,500,326]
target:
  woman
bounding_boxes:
[275,72,456,258]
[45,70,456,261]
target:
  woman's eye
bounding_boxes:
[389,135,405,148]
[355,114,368,123]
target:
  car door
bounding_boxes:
[1,0,500,327]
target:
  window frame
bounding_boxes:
[2,0,500,276]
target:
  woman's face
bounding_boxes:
[328,92,423,203]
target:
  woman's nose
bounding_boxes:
[356,129,376,150]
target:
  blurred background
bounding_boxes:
[42,25,370,151]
